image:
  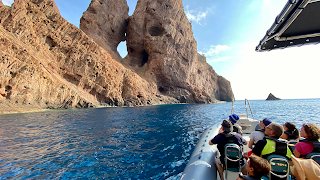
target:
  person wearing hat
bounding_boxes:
[248,118,272,149]
[236,154,271,180]
[228,114,243,135]
[209,120,247,180]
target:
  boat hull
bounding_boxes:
[180,123,220,180]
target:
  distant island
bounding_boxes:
[266,93,281,100]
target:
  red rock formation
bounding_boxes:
[81,0,234,103]
[0,0,178,114]
[80,0,129,61]
[0,0,234,114]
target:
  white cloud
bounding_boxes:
[206,45,230,55]
[185,5,212,25]
[199,45,232,62]
[2,0,13,6]
[209,56,233,63]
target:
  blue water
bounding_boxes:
[0,99,319,179]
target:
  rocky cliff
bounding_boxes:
[0,0,234,114]
[81,0,234,103]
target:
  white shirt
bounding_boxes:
[249,131,265,144]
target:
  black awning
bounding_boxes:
[256,0,320,52]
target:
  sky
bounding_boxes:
[2,0,320,100]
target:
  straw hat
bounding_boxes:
[291,155,320,180]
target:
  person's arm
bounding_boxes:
[209,139,214,145]
[242,137,248,145]
[252,140,266,157]
[209,134,221,145]
[293,149,301,158]
[248,139,254,149]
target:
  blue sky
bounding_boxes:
[3,0,320,100]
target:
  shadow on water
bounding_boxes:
[0,99,319,179]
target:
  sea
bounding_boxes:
[0,99,319,180]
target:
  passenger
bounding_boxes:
[281,122,300,141]
[228,114,242,134]
[209,120,247,180]
[248,118,272,149]
[236,154,271,180]
[293,123,320,158]
[243,118,272,160]
[251,123,292,160]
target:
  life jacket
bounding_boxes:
[261,136,290,160]
[299,139,320,158]
[256,129,265,133]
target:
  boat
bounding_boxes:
[181,0,320,179]
[180,99,259,180]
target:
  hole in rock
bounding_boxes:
[149,25,165,36]
[117,41,128,58]
[45,36,56,50]
[158,87,166,93]
[140,50,148,67]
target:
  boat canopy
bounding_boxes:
[256,0,320,52]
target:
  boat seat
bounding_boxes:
[224,143,243,173]
[287,140,298,152]
[306,152,320,165]
[265,155,290,180]
[237,119,252,133]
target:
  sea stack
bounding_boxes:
[266,93,281,100]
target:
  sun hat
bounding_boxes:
[221,120,233,133]
[229,114,240,124]
[262,118,272,126]
[291,155,320,180]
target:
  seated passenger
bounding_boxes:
[248,118,272,149]
[281,122,300,141]
[229,114,242,134]
[236,155,271,180]
[209,120,247,180]
[243,118,272,160]
[251,123,292,160]
[294,123,320,158]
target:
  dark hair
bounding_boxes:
[270,123,284,138]
[303,123,320,141]
[249,154,271,178]
[284,122,300,140]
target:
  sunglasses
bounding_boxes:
[266,126,273,131]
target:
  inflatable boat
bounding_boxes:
[180,115,259,180]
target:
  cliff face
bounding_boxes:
[0,0,234,113]
[0,0,177,113]
[81,0,234,103]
